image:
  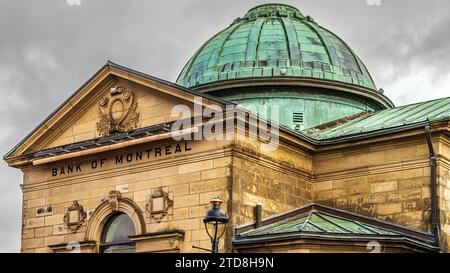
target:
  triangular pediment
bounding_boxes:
[5,61,228,167]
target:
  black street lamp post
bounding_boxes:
[203,198,228,253]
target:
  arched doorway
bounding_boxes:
[100,213,136,253]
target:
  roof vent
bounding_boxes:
[293,112,304,124]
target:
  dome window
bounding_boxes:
[313,62,323,70]
[258,60,268,67]
[342,68,351,76]
[245,61,255,68]
[303,61,314,69]
[221,64,232,72]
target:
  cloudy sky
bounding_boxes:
[0,0,449,252]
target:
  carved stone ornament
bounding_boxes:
[108,190,122,211]
[146,188,173,223]
[97,86,139,136]
[63,201,87,233]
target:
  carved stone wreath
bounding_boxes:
[97,86,139,136]
[63,201,87,233]
[146,188,173,223]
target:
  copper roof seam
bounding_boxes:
[302,19,337,67]
[277,17,292,62]
[313,212,353,233]
[302,212,328,232]
[351,221,384,235]
[319,26,367,79]
[253,18,268,65]
[243,18,261,62]
[298,211,314,232]
[207,21,246,71]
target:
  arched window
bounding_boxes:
[100,213,136,253]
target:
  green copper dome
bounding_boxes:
[176,3,394,131]
[177,3,377,90]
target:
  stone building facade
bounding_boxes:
[4,4,450,253]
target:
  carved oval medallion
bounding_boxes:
[97,87,140,136]
[110,99,125,122]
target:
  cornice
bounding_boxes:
[231,146,312,180]
[194,77,394,110]
[22,146,234,192]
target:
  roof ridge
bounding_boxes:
[386,96,450,110]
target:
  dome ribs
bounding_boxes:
[280,17,302,62]
[245,18,265,64]
[301,19,338,67]
[176,3,382,95]
[206,21,246,73]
